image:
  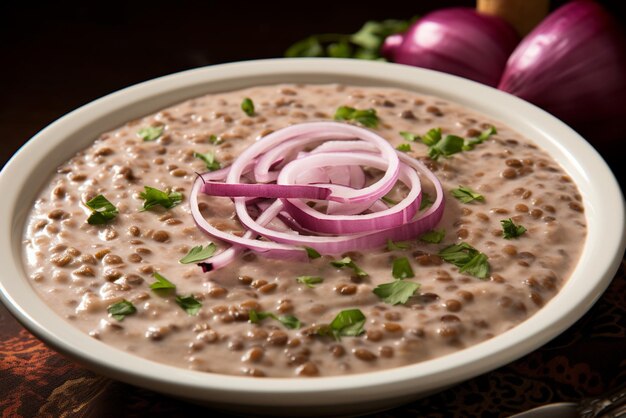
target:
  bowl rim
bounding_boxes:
[1,58,624,406]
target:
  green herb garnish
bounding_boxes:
[399,131,419,142]
[296,276,324,288]
[139,186,183,211]
[318,309,366,340]
[85,194,118,225]
[386,239,410,251]
[419,192,433,211]
[392,257,414,279]
[373,280,420,305]
[419,229,445,244]
[396,143,412,152]
[248,309,301,329]
[208,134,222,145]
[194,151,221,171]
[304,246,321,259]
[137,125,164,141]
[330,257,368,277]
[334,106,379,128]
[451,186,485,204]
[382,195,397,205]
[175,295,202,316]
[149,272,176,291]
[428,134,465,160]
[501,218,527,239]
[438,242,490,279]
[285,19,412,60]
[107,300,136,321]
[179,244,217,264]
[464,125,498,150]
[241,97,255,116]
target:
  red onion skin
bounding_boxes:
[498,0,626,146]
[382,8,519,87]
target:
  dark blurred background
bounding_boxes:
[1,0,625,180]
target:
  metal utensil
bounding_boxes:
[508,382,626,418]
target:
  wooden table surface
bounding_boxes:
[1,1,625,417]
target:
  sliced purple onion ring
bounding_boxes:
[190,121,445,271]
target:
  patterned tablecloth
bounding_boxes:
[1,255,623,418]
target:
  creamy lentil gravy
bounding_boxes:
[23,84,587,377]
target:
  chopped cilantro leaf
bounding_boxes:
[208,134,222,145]
[399,131,419,142]
[85,194,118,225]
[420,229,445,244]
[296,276,324,288]
[392,257,414,279]
[248,309,301,329]
[334,106,379,128]
[179,244,217,264]
[419,192,434,211]
[139,186,182,211]
[304,246,321,259]
[241,97,255,116]
[428,134,465,160]
[386,239,410,251]
[107,300,136,321]
[451,186,484,204]
[501,218,527,239]
[149,272,176,291]
[373,280,420,305]
[175,295,202,315]
[438,242,490,279]
[194,151,221,172]
[137,125,164,141]
[396,143,412,152]
[330,257,368,277]
[321,309,366,339]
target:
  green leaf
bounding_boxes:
[85,194,118,225]
[137,125,164,141]
[107,300,136,321]
[392,257,414,279]
[179,244,217,264]
[351,19,412,51]
[396,143,412,152]
[334,106,379,128]
[451,185,484,204]
[420,128,442,146]
[329,309,366,338]
[304,246,321,259]
[208,134,222,145]
[463,125,497,150]
[296,276,324,288]
[438,242,490,280]
[386,239,410,251]
[330,257,368,277]
[428,135,465,160]
[382,195,397,205]
[150,272,176,291]
[193,151,221,171]
[501,218,527,239]
[438,242,478,267]
[327,41,352,58]
[139,186,183,211]
[419,192,434,211]
[459,252,490,279]
[399,131,419,142]
[175,295,202,315]
[241,97,255,116]
[248,309,301,329]
[285,36,325,58]
[419,229,445,244]
[373,280,420,305]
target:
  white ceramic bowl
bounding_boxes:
[1,59,624,416]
